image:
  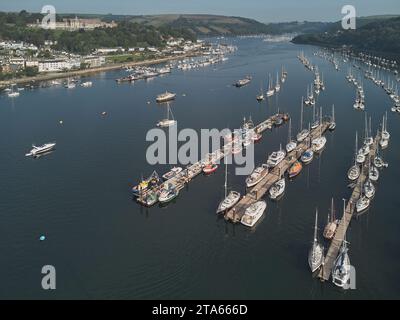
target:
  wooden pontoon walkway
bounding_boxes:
[224,121,331,223]
[137,113,287,206]
[318,135,379,281]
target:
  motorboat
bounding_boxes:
[288,160,302,178]
[25,142,56,157]
[267,148,286,168]
[203,163,218,174]
[162,167,183,181]
[246,164,269,187]
[241,201,267,227]
[269,178,285,200]
[158,184,179,203]
[156,91,176,103]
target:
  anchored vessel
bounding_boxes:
[25,142,56,157]
[240,201,267,227]
[156,91,176,103]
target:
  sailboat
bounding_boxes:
[286,118,297,153]
[7,84,20,98]
[275,72,281,92]
[364,114,373,146]
[312,109,327,152]
[308,208,324,273]
[323,198,338,240]
[65,78,76,89]
[380,112,390,148]
[301,134,314,164]
[332,220,351,288]
[266,73,275,97]
[296,99,309,142]
[356,173,371,213]
[329,104,336,130]
[216,162,241,214]
[348,132,361,181]
[157,102,177,128]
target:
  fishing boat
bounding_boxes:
[158,184,179,203]
[308,209,324,273]
[246,164,269,187]
[269,178,285,200]
[157,102,177,127]
[216,162,241,214]
[25,142,56,157]
[329,105,336,130]
[288,160,302,178]
[267,146,286,168]
[286,118,297,153]
[162,167,183,181]
[323,198,338,240]
[240,201,267,227]
[203,163,218,175]
[332,231,351,288]
[364,179,375,199]
[131,171,160,197]
[156,91,176,103]
[266,74,275,97]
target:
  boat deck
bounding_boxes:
[319,135,379,281]
[136,113,287,206]
[224,121,331,223]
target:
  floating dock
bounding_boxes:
[137,113,288,206]
[225,121,331,223]
[318,135,379,281]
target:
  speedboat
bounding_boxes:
[246,164,268,187]
[203,163,218,175]
[267,149,286,168]
[162,167,183,181]
[356,195,370,213]
[25,142,56,157]
[369,165,379,181]
[240,201,267,227]
[216,191,241,214]
[296,129,309,142]
[288,160,302,178]
[363,180,375,199]
[158,184,179,203]
[301,149,314,164]
[269,178,285,200]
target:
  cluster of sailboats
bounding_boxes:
[256,67,288,101]
[308,201,352,288]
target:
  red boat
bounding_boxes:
[203,163,218,174]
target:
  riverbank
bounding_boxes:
[0,52,198,89]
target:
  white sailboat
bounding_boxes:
[332,222,351,288]
[7,84,20,98]
[286,118,297,153]
[296,99,309,142]
[216,162,241,214]
[157,102,177,128]
[348,132,360,181]
[329,104,336,130]
[266,73,274,97]
[275,72,281,92]
[308,208,324,273]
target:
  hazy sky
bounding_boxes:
[0,0,399,22]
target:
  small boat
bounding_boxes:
[203,163,218,175]
[162,167,183,181]
[251,132,262,142]
[323,198,338,240]
[235,76,252,87]
[381,113,390,140]
[158,184,179,203]
[329,105,335,130]
[256,84,264,101]
[141,191,158,206]
[297,129,309,142]
[364,179,375,199]
[241,201,267,227]
[266,74,274,97]
[267,147,286,168]
[332,232,351,288]
[269,178,285,199]
[288,160,302,178]
[65,78,76,89]
[7,84,20,98]
[156,91,176,103]
[80,81,93,88]
[301,149,314,164]
[312,136,327,152]
[274,72,281,92]
[308,209,324,273]
[356,153,365,164]
[246,164,269,187]
[286,118,297,153]
[217,162,241,214]
[25,142,56,157]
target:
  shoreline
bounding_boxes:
[0,52,198,89]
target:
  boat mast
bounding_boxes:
[331,198,335,222]
[224,161,228,199]
[332,104,335,123]
[314,208,319,242]
[288,118,292,143]
[354,132,358,166]
[300,97,304,131]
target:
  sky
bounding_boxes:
[0,0,399,22]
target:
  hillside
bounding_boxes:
[292,15,400,58]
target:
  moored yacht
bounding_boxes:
[332,231,351,288]
[288,160,302,178]
[217,162,241,214]
[323,198,338,240]
[267,147,286,168]
[269,178,285,200]
[246,164,269,187]
[363,179,375,199]
[241,201,267,227]
[162,167,183,181]
[156,91,176,103]
[25,142,56,157]
[158,184,179,203]
[308,209,324,273]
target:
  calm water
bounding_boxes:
[1,38,399,299]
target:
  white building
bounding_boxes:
[38,59,69,72]
[83,56,106,68]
